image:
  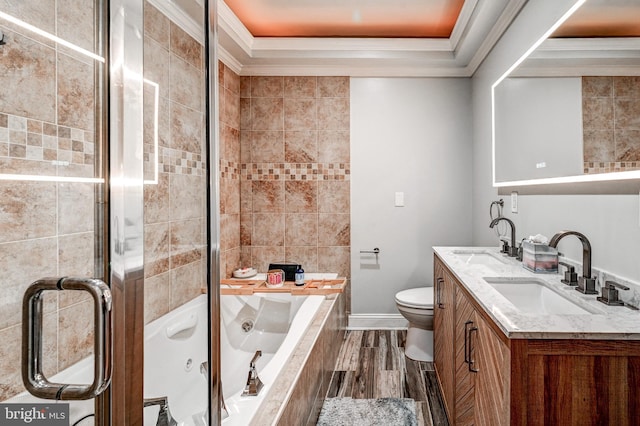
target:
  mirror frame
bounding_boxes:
[491,0,640,195]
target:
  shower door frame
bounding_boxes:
[105,0,221,424]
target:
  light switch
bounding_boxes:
[395,192,404,207]
[511,191,518,214]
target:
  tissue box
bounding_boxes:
[521,240,558,273]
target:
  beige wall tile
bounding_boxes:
[251,246,285,272]
[170,22,202,70]
[318,130,350,163]
[0,324,25,400]
[284,246,318,272]
[318,246,351,277]
[144,172,170,224]
[285,181,318,213]
[252,213,285,246]
[220,176,240,214]
[317,98,349,130]
[170,55,202,112]
[144,2,170,48]
[317,77,350,98]
[221,246,241,278]
[0,181,56,243]
[57,0,94,54]
[144,36,171,100]
[251,76,283,97]
[285,77,317,98]
[144,272,171,324]
[584,129,615,162]
[170,218,204,268]
[615,99,640,129]
[613,76,640,98]
[170,173,204,220]
[58,299,94,370]
[0,31,56,123]
[582,76,613,98]
[220,214,240,252]
[224,63,240,94]
[582,97,614,130]
[249,130,284,162]
[170,101,203,153]
[240,180,253,212]
[223,87,241,129]
[220,124,240,163]
[251,98,284,131]
[240,213,252,245]
[145,222,170,278]
[57,53,94,131]
[240,98,252,131]
[252,180,284,212]
[318,214,350,246]
[615,129,640,161]
[58,231,94,278]
[285,130,317,163]
[285,214,318,247]
[58,182,94,234]
[170,260,204,308]
[240,76,251,98]
[285,99,317,131]
[318,180,350,213]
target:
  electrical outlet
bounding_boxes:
[511,191,518,214]
[395,192,404,207]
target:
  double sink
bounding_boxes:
[452,249,598,315]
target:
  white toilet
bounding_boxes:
[395,287,434,362]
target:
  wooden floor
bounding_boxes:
[324,330,449,426]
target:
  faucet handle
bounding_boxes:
[558,262,578,286]
[597,280,629,306]
[499,238,510,254]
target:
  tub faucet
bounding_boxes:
[242,350,264,396]
[489,217,519,257]
[549,230,597,294]
[143,396,178,426]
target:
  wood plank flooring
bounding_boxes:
[324,330,449,426]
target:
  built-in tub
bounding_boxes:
[5,280,329,426]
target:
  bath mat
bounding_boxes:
[317,397,418,426]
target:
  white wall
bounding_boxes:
[472,0,640,283]
[351,78,473,316]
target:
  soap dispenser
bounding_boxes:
[295,266,305,286]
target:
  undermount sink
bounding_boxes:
[483,277,597,315]
[452,250,507,267]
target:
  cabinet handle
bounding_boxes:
[436,277,444,308]
[463,320,473,364]
[468,326,479,373]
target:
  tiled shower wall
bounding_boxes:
[218,71,351,280]
[0,2,97,400]
[583,76,640,174]
[142,3,207,325]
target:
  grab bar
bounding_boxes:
[166,313,198,338]
[360,247,380,254]
[22,277,112,400]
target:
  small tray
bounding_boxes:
[220,278,346,295]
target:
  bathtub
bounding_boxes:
[5,275,330,426]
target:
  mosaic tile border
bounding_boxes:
[584,161,640,174]
[240,162,351,181]
[143,146,204,176]
[220,160,240,179]
[0,113,94,166]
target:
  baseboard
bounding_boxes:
[348,314,408,330]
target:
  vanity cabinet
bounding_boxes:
[434,253,640,425]
[434,260,455,417]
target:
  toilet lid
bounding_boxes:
[395,287,434,309]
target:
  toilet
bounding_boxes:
[395,287,434,362]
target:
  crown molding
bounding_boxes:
[218,45,243,74]
[216,0,519,77]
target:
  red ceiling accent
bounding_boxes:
[223,0,466,38]
[553,1,640,38]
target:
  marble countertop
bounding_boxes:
[433,246,640,340]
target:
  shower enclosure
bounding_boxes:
[0,0,221,424]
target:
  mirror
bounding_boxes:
[492,0,640,193]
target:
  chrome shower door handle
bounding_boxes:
[22,277,113,400]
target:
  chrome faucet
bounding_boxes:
[242,350,264,396]
[143,396,178,426]
[489,217,518,257]
[548,230,597,294]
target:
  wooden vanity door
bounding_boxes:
[434,258,455,421]
[455,288,477,425]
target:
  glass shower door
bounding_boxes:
[0,0,110,424]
